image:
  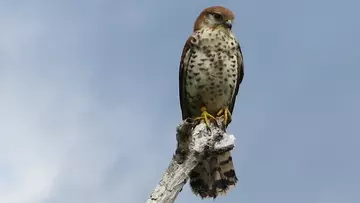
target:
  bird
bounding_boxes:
[178,6,244,198]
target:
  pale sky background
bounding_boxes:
[1,0,359,203]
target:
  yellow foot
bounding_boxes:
[194,106,216,128]
[217,107,232,126]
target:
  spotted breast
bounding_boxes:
[184,28,241,117]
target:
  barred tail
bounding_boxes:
[189,151,238,198]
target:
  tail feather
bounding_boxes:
[189,151,238,198]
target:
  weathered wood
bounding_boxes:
[146,118,235,203]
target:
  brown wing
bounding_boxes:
[179,36,195,120]
[228,43,244,114]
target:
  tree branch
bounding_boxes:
[146,118,236,203]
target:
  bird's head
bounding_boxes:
[193,6,235,32]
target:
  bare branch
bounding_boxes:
[146,118,235,203]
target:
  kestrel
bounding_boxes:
[178,6,244,198]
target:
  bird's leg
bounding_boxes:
[217,106,232,126]
[194,106,216,128]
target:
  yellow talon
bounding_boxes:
[195,106,216,128]
[217,107,232,126]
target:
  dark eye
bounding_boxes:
[213,13,223,20]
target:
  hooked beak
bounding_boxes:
[224,20,232,29]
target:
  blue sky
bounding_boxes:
[0,0,359,203]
